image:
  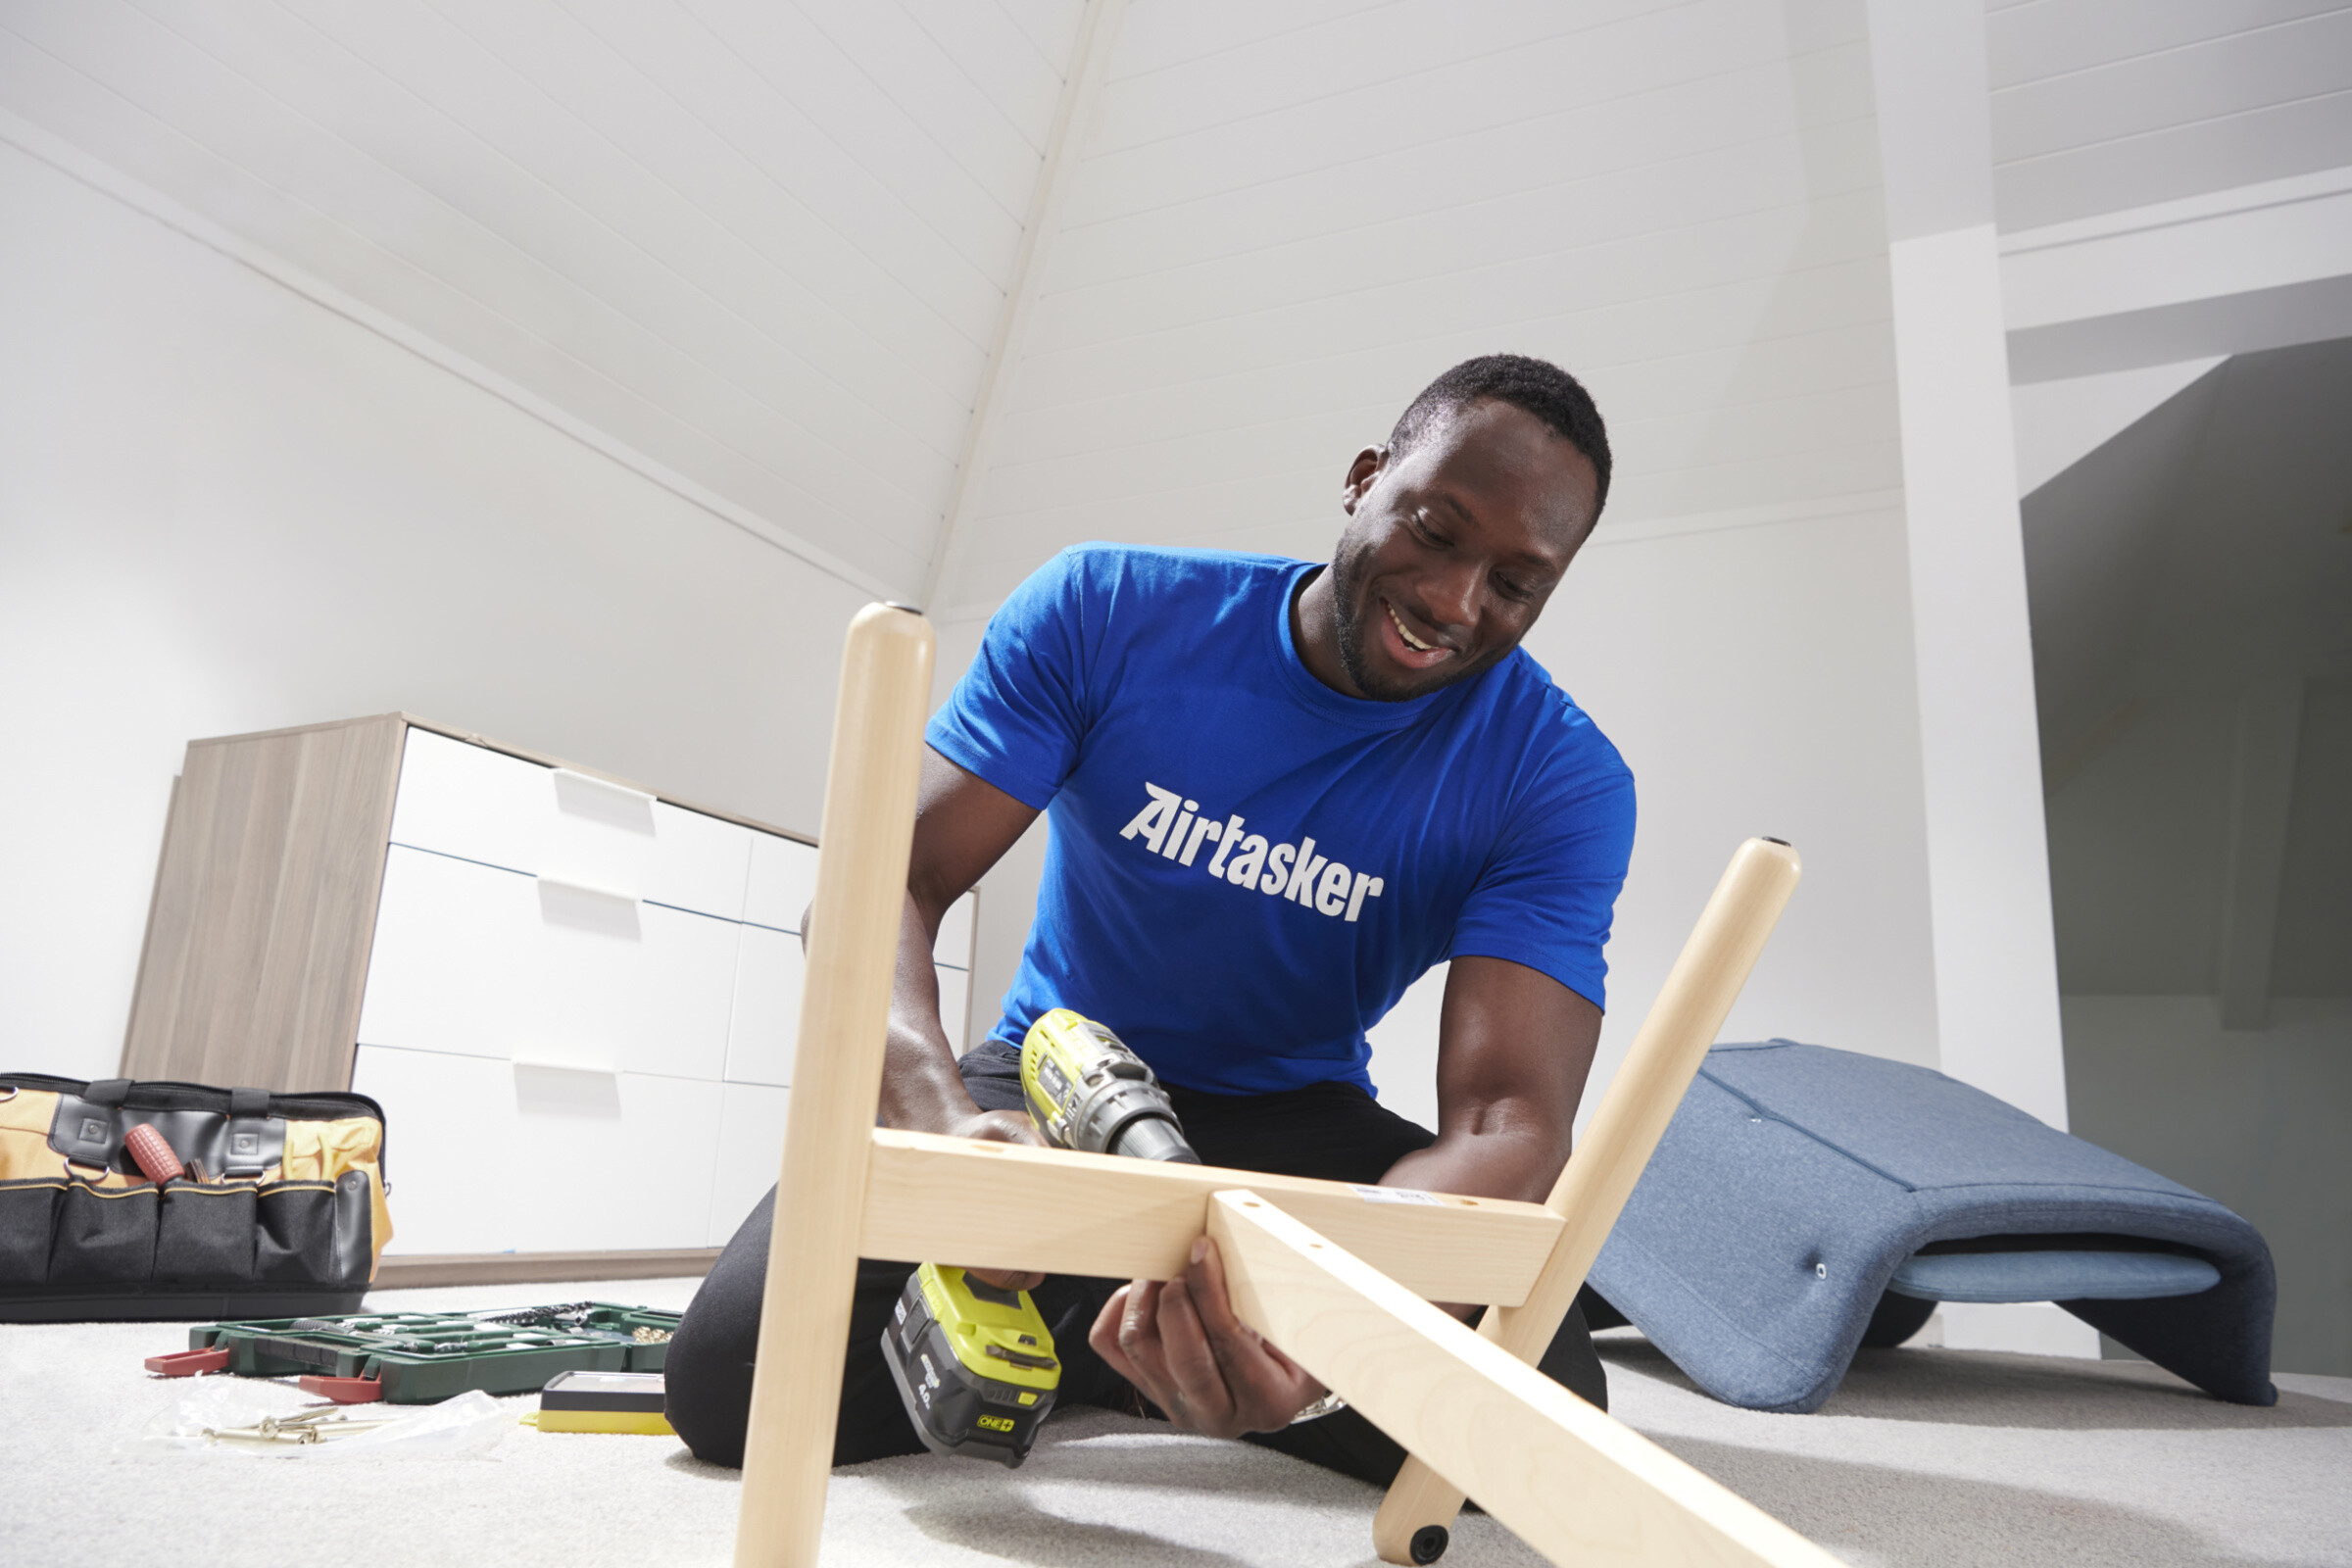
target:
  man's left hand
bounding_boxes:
[1088,1235,1323,1437]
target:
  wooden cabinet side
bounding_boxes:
[120,714,408,1092]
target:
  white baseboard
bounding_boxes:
[1934,1301,2103,1358]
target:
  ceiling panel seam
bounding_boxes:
[118,0,961,502]
[920,0,1126,614]
[0,106,901,602]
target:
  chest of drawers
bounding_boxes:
[122,714,974,1277]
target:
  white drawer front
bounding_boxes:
[937,965,971,1056]
[389,728,553,873]
[507,1068,723,1252]
[391,726,753,920]
[725,923,803,1087]
[359,848,542,1061]
[723,923,977,1079]
[352,1045,517,1256]
[934,891,975,967]
[644,801,752,921]
[709,1081,789,1246]
[355,1047,722,1256]
[743,831,819,931]
[361,847,737,1079]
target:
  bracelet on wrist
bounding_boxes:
[1288,1390,1348,1425]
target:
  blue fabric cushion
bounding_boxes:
[1588,1041,2277,1412]
[1886,1250,2221,1303]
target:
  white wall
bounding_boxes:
[2024,335,2352,1374]
[2064,996,2352,1377]
[0,139,873,1083]
[1985,0,2352,231]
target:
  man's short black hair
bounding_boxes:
[1388,354,1612,515]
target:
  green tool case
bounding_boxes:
[180,1301,682,1402]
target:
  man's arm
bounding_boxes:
[881,748,1037,1137]
[1089,954,1599,1436]
[875,747,1048,1289]
[1380,955,1599,1207]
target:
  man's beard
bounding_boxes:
[1326,547,1491,703]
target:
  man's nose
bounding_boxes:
[1422,560,1481,628]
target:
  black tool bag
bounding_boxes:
[0,1072,390,1322]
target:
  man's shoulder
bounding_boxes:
[1470,648,1635,795]
[1045,542,1306,606]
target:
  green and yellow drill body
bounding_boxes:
[880,1008,1199,1465]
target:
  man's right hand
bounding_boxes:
[944,1106,1049,1293]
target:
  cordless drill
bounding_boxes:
[880,1008,1199,1465]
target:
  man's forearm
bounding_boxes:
[1377,1105,1567,1206]
[1378,1113,1566,1319]
[875,891,981,1132]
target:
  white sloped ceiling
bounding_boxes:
[0,0,1087,598]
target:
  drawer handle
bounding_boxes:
[514,1061,622,1119]
[537,877,642,939]
[552,768,657,834]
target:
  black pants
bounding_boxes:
[664,1041,1606,1484]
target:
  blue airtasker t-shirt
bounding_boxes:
[927,544,1636,1098]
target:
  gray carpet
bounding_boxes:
[4,1276,2346,1567]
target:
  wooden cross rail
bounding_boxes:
[732,604,1825,1568]
[861,1128,1564,1306]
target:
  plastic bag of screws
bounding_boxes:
[126,1383,514,1460]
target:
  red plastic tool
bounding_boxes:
[123,1124,185,1185]
[297,1374,385,1403]
[146,1347,231,1377]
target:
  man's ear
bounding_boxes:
[1341,445,1388,514]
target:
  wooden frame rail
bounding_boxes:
[1209,1192,1838,1568]
[1374,835,1803,1562]
[862,1128,1563,1306]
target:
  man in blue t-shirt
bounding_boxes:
[668,355,1636,1481]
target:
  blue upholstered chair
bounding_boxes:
[1586,1041,2277,1413]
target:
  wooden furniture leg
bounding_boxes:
[1374,837,1803,1565]
[1211,1190,1838,1568]
[732,605,934,1568]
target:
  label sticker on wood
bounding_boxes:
[1351,1185,1443,1205]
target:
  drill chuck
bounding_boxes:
[1104,1112,1196,1164]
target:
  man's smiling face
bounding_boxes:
[1313,398,1601,703]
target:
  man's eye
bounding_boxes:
[1494,575,1533,602]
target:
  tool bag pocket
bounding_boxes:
[0,1072,391,1322]
[0,1177,62,1285]
[155,1182,258,1282]
[51,1176,160,1284]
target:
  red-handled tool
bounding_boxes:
[123,1124,184,1185]
[298,1375,384,1403]
[146,1348,231,1377]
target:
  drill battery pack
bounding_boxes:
[880,1263,1058,1467]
